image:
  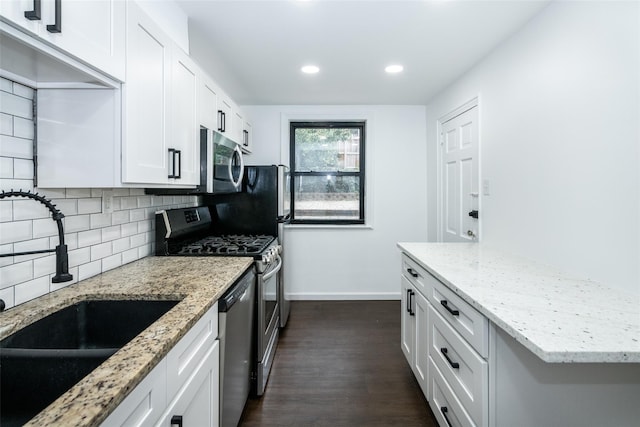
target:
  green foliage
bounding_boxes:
[294,128,358,172]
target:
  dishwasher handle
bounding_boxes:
[262,255,282,281]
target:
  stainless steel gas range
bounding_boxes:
[155,206,282,403]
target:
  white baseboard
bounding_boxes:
[286,292,400,301]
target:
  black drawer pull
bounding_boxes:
[440,347,460,369]
[409,290,415,316]
[440,406,453,427]
[24,0,41,20]
[406,267,418,278]
[440,300,459,316]
[406,289,411,314]
[170,415,183,427]
[46,0,61,33]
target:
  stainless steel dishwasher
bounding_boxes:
[218,268,256,427]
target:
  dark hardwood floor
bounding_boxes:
[239,301,438,427]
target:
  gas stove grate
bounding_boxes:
[176,234,275,256]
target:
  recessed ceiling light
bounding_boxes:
[385,65,404,73]
[301,65,320,74]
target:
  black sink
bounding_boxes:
[0,299,179,427]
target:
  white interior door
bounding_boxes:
[441,105,479,242]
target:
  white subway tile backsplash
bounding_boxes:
[78,260,101,281]
[0,200,12,222]
[0,134,32,158]
[91,189,103,198]
[0,113,12,135]
[33,254,55,277]
[0,178,33,192]
[0,260,33,289]
[66,188,91,198]
[130,233,145,248]
[0,220,32,244]
[50,266,78,291]
[15,276,49,305]
[129,208,145,222]
[0,157,13,178]
[13,199,50,220]
[0,91,32,119]
[78,229,102,248]
[119,196,137,210]
[69,247,91,268]
[14,237,51,261]
[102,253,122,272]
[0,286,14,309]
[12,82,34,100]
[101,225,120,242]
[32,217,57,238]
[111,210,129,225]
[129,189,145,196]
[90,242,112,261]
[65,214,91,233]
[37,188,66,199]
[13,116,34,140]
[49,233,78,251]
[138,219,152,233]
[0,77,12,92]
[112,237,130,253]
[121,222,137,237]
[122,248,139,265]
[112,188,130,197]
[12,158,33,180]
[89,213,111,229]
[77,198,102,214]
[0,243,13,267]
[138,244,152,259]
[51,199,78,216]
[137,196,152,208]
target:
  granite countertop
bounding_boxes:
[0,256,253,427]
[397,242,640,363]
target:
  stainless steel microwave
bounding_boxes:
[208,130,244,194]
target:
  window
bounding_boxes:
[290,121,365,224]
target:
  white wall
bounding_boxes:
[242,105,428,299]
[426,1,640,295]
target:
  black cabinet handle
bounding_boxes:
[468,210,479,219]
[24,0,41,20]
[440,347,460,369]
[170,415,183,427]
[406,268,418,278]
[406,289,411,314]
[440,300,459,316]
[46,0,61,33]
[243,129,249,146]
[175,150,181,179]
[409,290,415,316]
[222,112,226,132]
[217,110,223,132]
[440,406,453,427]
[168,148,176,178]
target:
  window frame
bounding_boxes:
[289,121,366,225]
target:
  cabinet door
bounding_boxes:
[414,289,429,396]
[217,95,232,136]
[0,0,41,34]
[401,275,415,367]
[39,0,125,80]
[156,341,220,427]
[198,75,219,131]
[171,46,199,185]
[122,1,171,185]
[232,110,243,144]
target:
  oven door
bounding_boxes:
[255,254,281,396]
[211,131,244,194]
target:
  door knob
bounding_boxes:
[468,210,479,219]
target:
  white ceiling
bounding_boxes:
[177,0,551,105]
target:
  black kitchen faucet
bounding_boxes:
[0,190,73,310]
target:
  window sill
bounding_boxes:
[285,223,373,230]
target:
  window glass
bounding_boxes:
[290,122,365,224]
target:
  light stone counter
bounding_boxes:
[397,242,640,363]
[0,256,253,427]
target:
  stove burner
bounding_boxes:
[176,234,275,256]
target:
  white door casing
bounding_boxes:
[439,100,479,242]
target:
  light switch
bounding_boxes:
[483,179,490,196]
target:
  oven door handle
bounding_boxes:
[262,255,283,281]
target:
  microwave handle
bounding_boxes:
[228,144,244,189]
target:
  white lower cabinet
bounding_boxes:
[401,254,489,427]
[101,303,219,427]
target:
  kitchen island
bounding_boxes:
[0,256,253,427]
[398,242,640,427]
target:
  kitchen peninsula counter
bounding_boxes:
[398,242,640,363]
[0,256,253,427]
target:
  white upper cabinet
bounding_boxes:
[171,46,199,185]
[0,0,126,81]
[198,74,219,132]
[122,0,172,185]
[217,93,233,137]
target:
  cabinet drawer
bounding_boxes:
[429,305,487,426]
[401,254,436,296]
[428,357,477,427]
[166,303,218,399]
[428,277,488,357]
